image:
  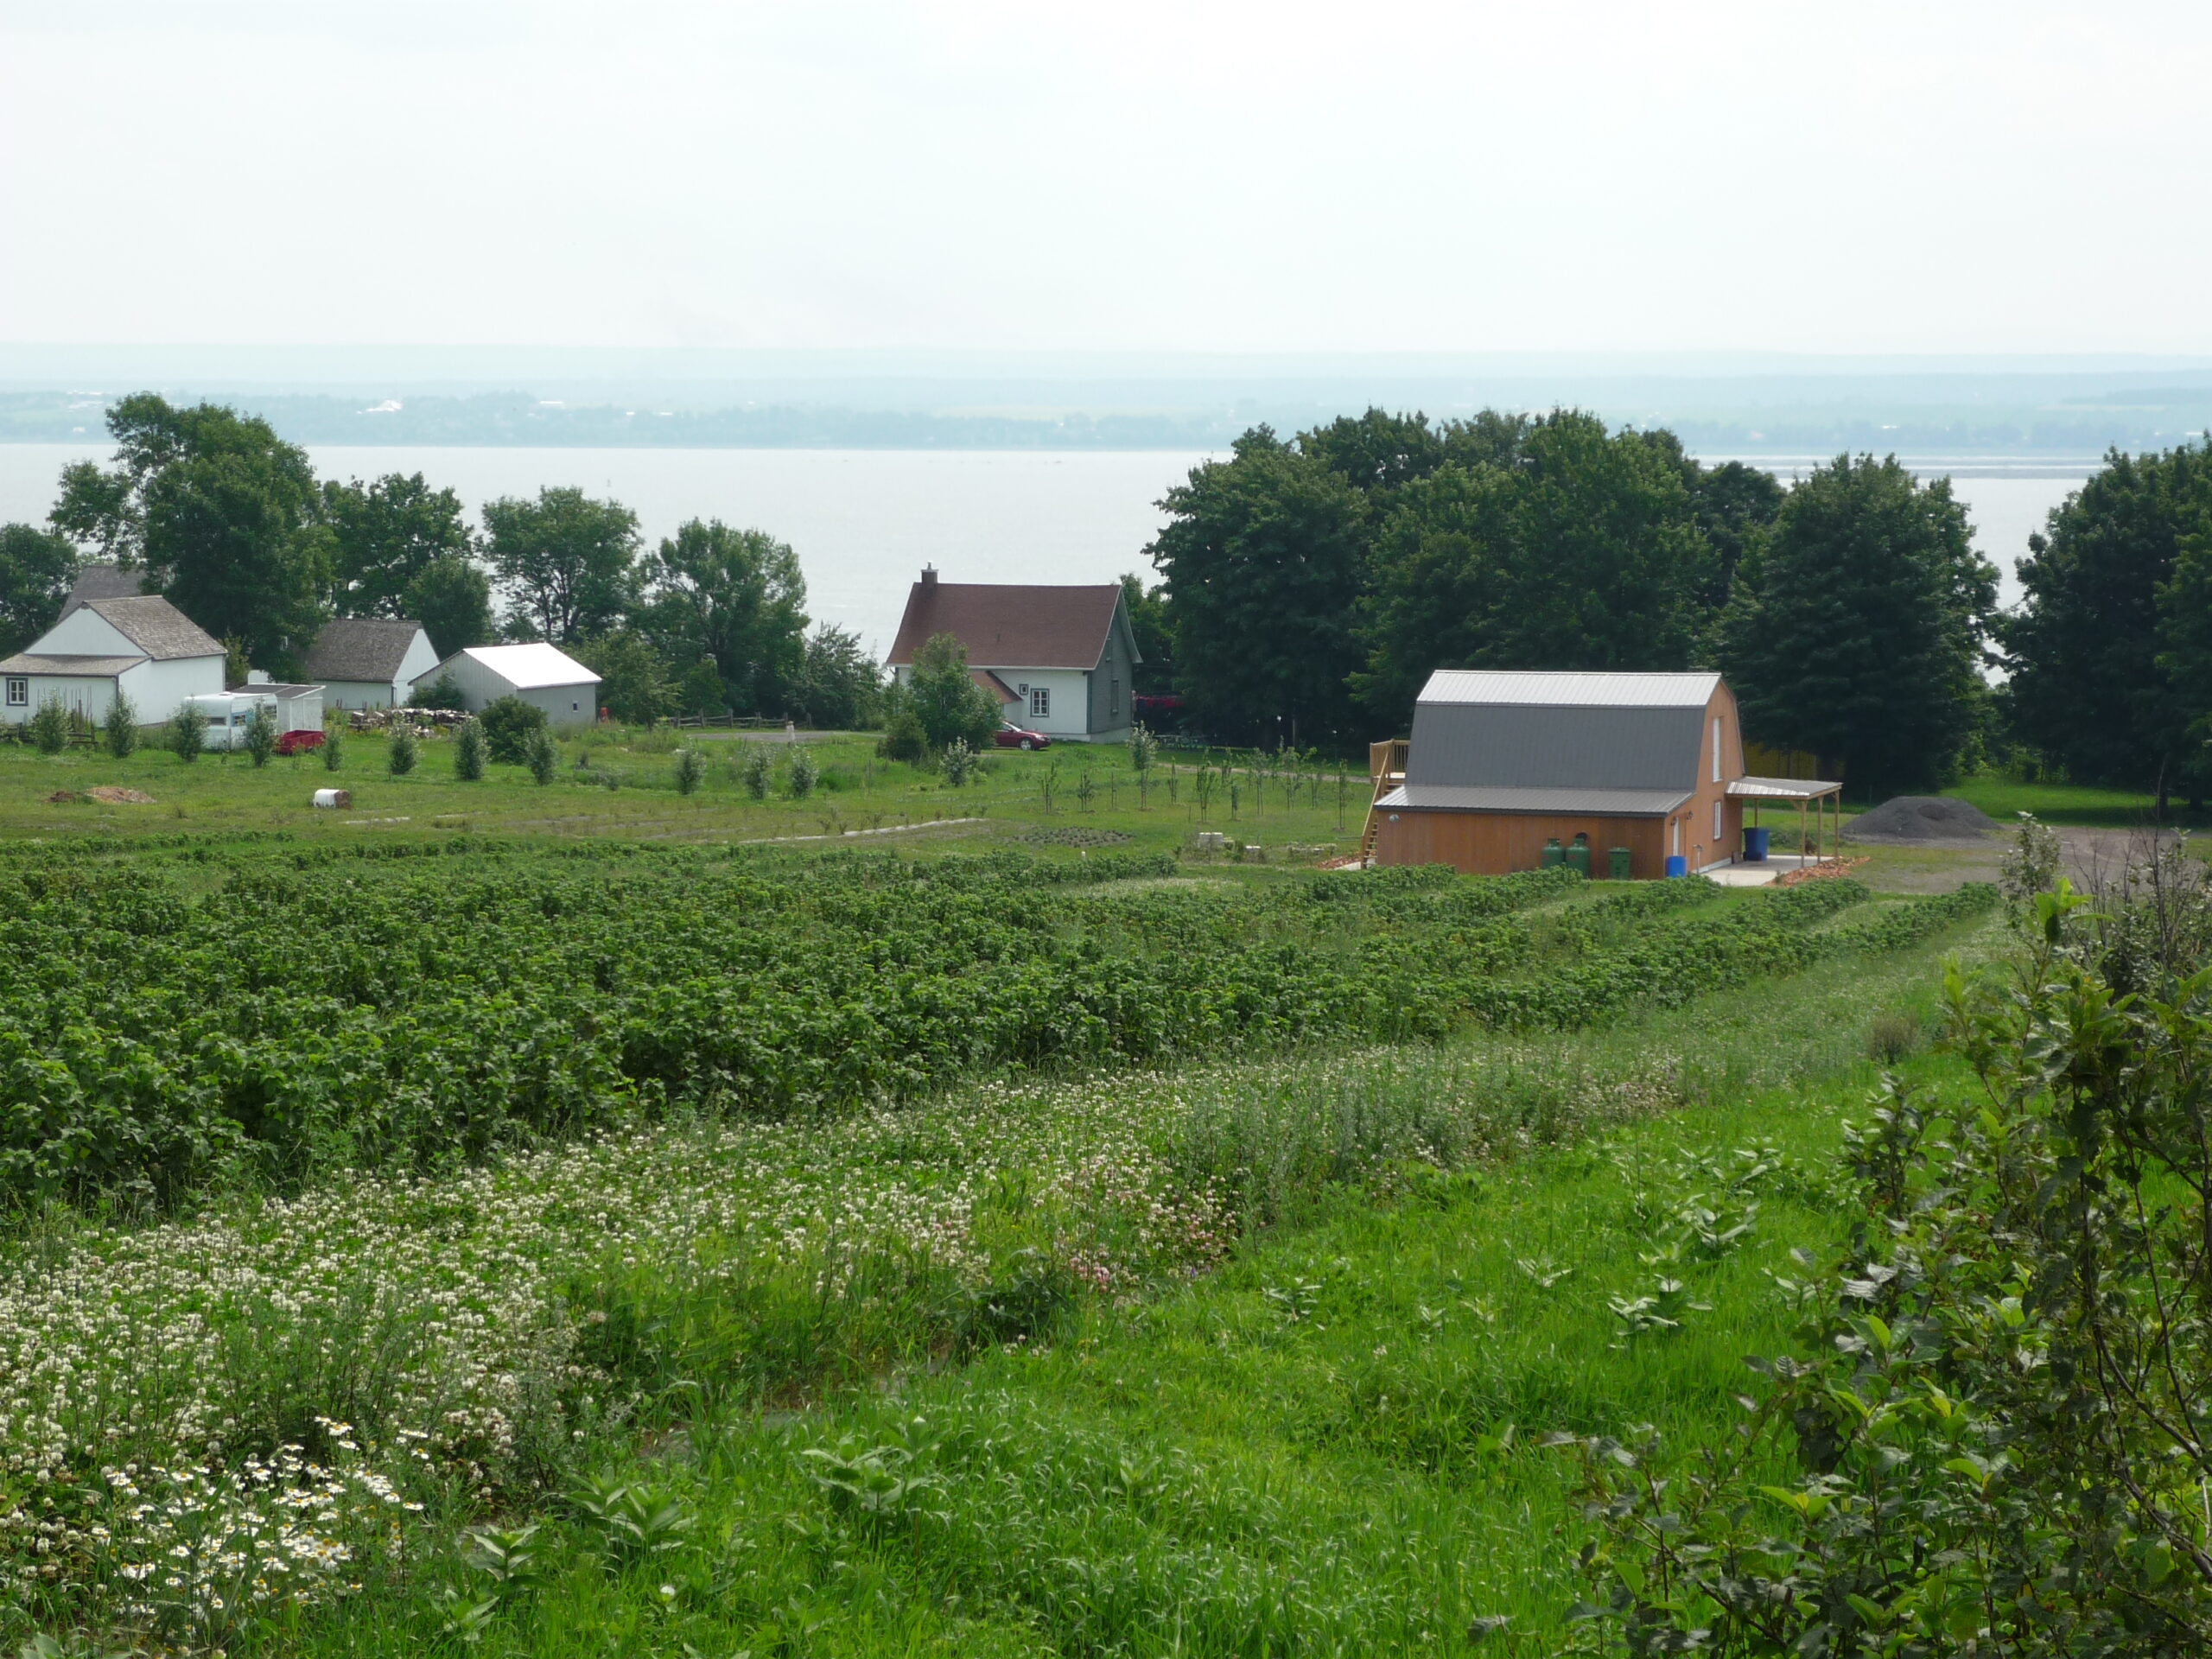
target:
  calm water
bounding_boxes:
[0,444,2082,648]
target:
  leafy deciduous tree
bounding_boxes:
[639,519,809,717]
[482,487,641,644]
[322,473,473,619]
[906,632,1001,751]
[0,522,79,656]
[404,555,496,660]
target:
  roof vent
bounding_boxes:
[920,566,938,591]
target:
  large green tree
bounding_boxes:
[0,523,80,656]
[1147,428,1371,745]
[906,632,1001,750]
[1721,454,1995,794]
[404,555,497,659]
[50,394,330,670]
[483,487,642,643]
[639,519,809,716]
[2003,441,2212,807]
[1356,412,1715,725]
[323,472,473,618]
[2155,512,2212,805]
[789,624,882,730]
[1119,573,1175,696]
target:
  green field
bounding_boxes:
[0,743,2024,1655]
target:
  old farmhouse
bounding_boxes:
[887,569,1140,743]
[1366,670,1841,879]
[1,594,226,729]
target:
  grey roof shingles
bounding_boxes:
[60,564,150,616]
[303,618,429,683]
[82,597,224,661]
[0,652,149,677]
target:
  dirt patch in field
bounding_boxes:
[86,786,156,804]
[1841,795,1999,845]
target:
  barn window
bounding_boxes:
[1030,687,1050,719]
[1713,799,1723,842]
[1712,716,1722,782]
[1110,677,1121,716]
[1672,817,1682,856]
[4,677,23,707]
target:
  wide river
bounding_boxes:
[0,445,2086,653]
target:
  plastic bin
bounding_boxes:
[1565,842,1591,879]
[1540,838,1565,869]
[1665,855,1688,879]
[1609,846,1632,880]
[1742,826,1770,862]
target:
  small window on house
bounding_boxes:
[1672,817,1683,856]
[1030,687,1050,719]
[1712,716,1722,783]
[1110,677,1121,717]
[4,677,24,707]
[1713,799,1723,842]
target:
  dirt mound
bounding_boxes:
[86,786,156,804]
[1841,795,1999,844]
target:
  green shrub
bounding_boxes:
[786,745,818,800]
[524,726,558,785]
[454,717,487,781]
[321,721,345,771]
[877,703,927,764]
[740,745,773,800]
[101,693,139,759]
[241,703,279,768]
[416,672,467,711]
[940,738,979,787]
[28,693,69,755]
[673,747,703,797]
[168,702,208,763]
[387,725,418,777]
[480,694,547,764]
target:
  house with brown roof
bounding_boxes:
[2,594,226,728]
[886,569,1141,742]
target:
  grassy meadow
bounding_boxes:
[0,734,2039,1655]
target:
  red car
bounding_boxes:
[994,722,1051,751]
[274,729,326,756]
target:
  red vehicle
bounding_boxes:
[274,728,326,756]
[994,722,1051,751]
[1132,692,1183,727]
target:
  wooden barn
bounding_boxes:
[1364,670,1840,879]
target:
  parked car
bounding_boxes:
[995,722,1051,751]
[274,729,326,756]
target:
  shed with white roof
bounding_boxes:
[409,643,601,723]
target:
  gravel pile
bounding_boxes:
[1840,795,1999,844]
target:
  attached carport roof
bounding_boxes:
[1376,784,1693,817]
[1728,775,1841,800]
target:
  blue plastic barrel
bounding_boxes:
[1665,855,1688,879]
[1743,827,1770,862]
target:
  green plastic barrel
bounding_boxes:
[1609,846,1633,880]
[1565,842,1592,879]
[1540,838,1564,869]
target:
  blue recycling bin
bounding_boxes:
[1665,855,1688,879]
[1743,826,1770,862]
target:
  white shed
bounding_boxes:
[302,619,441,709]
[409,643,601,723]
[1,595,226,728]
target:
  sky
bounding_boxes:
[3,0,2209,356]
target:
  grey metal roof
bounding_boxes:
[82,596,224,661]
[0,652,149,677]
[226,683,323,698]
[1419,670,1721,709]
[1729,775,1840,799]
[303,618,429,683]
[1407,700,1707,793]
[1377,784,1692,817]
[59,563,150,617]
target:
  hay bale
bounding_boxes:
[1840,795,1999,844]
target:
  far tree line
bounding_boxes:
[0,394,880,728]
[1139,407,2212,804]
[3,394,2209,804]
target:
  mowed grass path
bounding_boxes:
[273,915,2002,1659]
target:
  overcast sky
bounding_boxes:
[3,0,2207,356]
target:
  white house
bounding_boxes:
[302,618,442,709]
[409,643,601,722]
[885,569,1141,743]
[2,595,226,728]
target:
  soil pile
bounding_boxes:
[86,786,156,804]
[1841,795,1999,844]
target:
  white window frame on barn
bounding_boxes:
[4,677,24,707]
[1029,687,1049,719]
[1713,799,1723,841]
